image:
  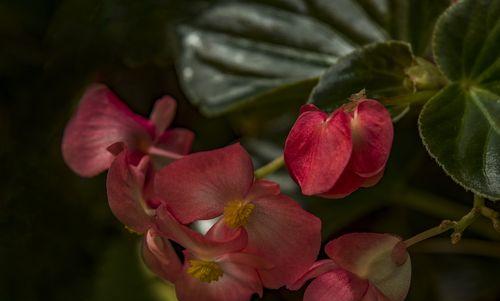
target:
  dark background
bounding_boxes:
[1,1,499,300]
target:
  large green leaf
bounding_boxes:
[419,0,500,200]
[309,41,417,119]
[174,0,450,116]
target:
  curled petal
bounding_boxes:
[245,194,322,288]
[284,107,352,195]
[142,228,182,283]
[154,143,254,224]
[150,96,176,134]
[319,166,365,199]
[62,84,153,177]
[106,150,153,233]
[155,205,247,259]
[175,255,263,301]
[325,233,411,301]
[350,100,393,177]
[304,269,368,301]
[287,259,338,291]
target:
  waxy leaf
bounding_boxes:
[175,0,450,116]
[419,0,500,200]
[309,41,415,120]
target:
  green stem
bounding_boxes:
[404,195,485,248]
[254,155,285,179]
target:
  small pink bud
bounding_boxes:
[284,99,393,198]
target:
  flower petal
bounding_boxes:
[284,107,352,195]
[319,166,365,199]
[287,259,338,290]
[150,128,195,169]
[154,143,254,224]
[325,233,411,301]
[175,254,263,301]
[349,100,393,177]
[304,269,369,301]
[155,205,247,259]
[106,150,154,233]
[62,84,154,177]
[142,228,182,283]
[150,96,176,134]
[244,193,322,288]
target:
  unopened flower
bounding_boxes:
[284,100,393,198]
[143,206,268,301]
[154,143,322,288]
[289,233,411,301]
[62,83,194,177]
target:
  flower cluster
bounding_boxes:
[62,84,410,301]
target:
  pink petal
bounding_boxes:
[304,269,369,301]
[155,205,248,259]
[300,103,322,114]
[106,150,154,233]
[62,83,154,177]
[142,228,182,283]
[154,143,254,224]
[149,96,176,134]
[175,254,263,301]
[349,100,393,177]
[150,128,195,169]
[245,179,280,201]
[325,233,411,301]
[284,107,352,195]
[244,193,322,288]
[319,166,365,199]
[287,259,338,290]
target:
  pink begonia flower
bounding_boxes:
[284,100,393,198]
[154,143,322,289]
[62,83,194,177]
[143,206,270,301]
[106,148,162,233]
[289,233,411,301]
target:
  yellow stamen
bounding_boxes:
[187,260,223,283]
[223,200,255,228]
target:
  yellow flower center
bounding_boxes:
[187,260,223,283]
[223,200,255,228]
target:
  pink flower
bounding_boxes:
[106,148,162,233]
[62,83,194,177]
[284,100,393,198]
[289,233,411,301]
[153,143,322,289]
[143,206,269,301]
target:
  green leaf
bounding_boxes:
[309,41,415,119]
[419,0,500,200]
[175,0,450,116]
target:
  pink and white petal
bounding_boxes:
[62,83,154,177]
[244,194,322,288]
[287,259,338,290]
[362,284,392,301]
[150,96,176,134]
[284,109,352,195]
[154,143,254,224]
[303,269,369,301]
[325,233,411,301]
[245,179,280,201]
[106,150,153,233]
[154,128,195,155]
[175,257,262,301]
[155,205,247,259]
[142,228,182,283]
[350,100,393,177]
[319,166,365,199]
[150,128,195,169]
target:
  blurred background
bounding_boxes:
[0,0,499,300]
